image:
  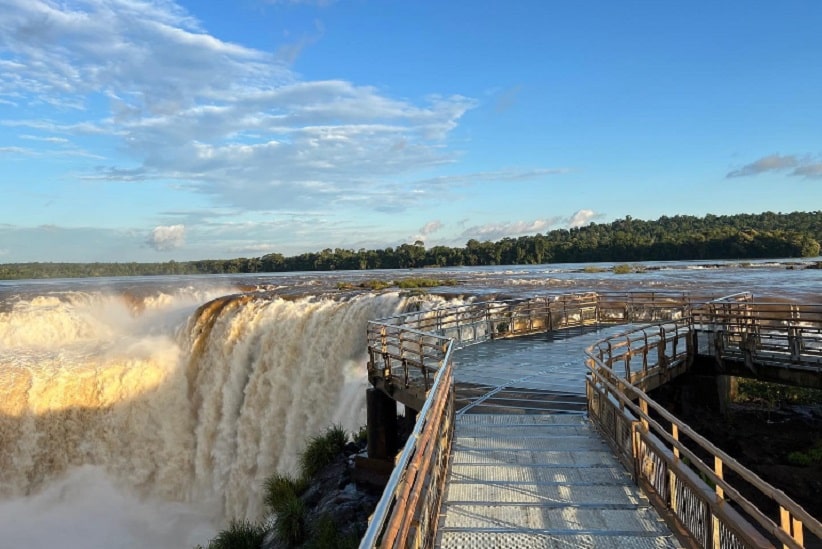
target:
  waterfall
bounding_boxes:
[0,285,448,547]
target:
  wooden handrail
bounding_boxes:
[586,303,822,548]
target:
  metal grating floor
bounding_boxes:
[436,415,681,548]
[438,330,681,548]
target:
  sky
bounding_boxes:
[1,1,821,263]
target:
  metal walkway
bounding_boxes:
[436,328,682,548]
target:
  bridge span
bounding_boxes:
[359,292,822,549]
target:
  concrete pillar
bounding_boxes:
[405,404,418,426]
[715,375,738,416]
[367,388,398,460]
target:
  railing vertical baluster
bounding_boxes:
[670,424,679,514]
[781,506,791,549]
[794,517,805,547]
[713,456,725,549]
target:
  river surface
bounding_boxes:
[0,258,819,548]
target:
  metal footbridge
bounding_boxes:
[439,328,679,548]
[359,293,822,549]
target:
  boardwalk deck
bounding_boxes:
[436,328,682,548]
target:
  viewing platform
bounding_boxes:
[436,329,681,548]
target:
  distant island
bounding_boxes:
[2,211,820,280]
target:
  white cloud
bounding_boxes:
[420,220,443,236]
[20,135,70,143]
[147,224,186,251]
[459,218,562,243]
[568,209,601,228]
[0,0,478,215]
[0,146,32,155]
[412,168,569,188]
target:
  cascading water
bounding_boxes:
[0,285,448,548]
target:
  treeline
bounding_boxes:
[2,211,820,280]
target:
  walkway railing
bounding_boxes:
[359,348,455,549]
[696,299,822,371]
[586,304,822,549]
[366,292,693,408]
[361,291,822,549]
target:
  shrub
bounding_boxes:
[396,277,454,289]
[787,441,822,467]
[299,424,349,478]
[354,425,368,445]
[359,279,392,291]
[205,519,265,549]
[583,265,607,273]
[275,497,307,547]
[788,451,813,467]
[305,515,360,549]
[612,264,634,274]
[264,473,308,514]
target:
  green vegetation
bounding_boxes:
[354,424,368,445]
[396,277,457,289]
[195,520,266,549]
[299,424,348,478]
[274,497,308,546]
[305,515,360,549]
[787,441,822,467]
[336,277,455,291]
[3,211,822,279]
[735,379,822,408]
[263,473,308,513]
[612,264,634,274]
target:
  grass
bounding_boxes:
[396,277,455,289]
[788,441,822,466]
[263,473,308,514]
[305,515,360,549]
[337,277,455,291]
[299,424,349,478]
[197,520,266,549]
[354,424,368,445]
[735,378,822,408]
[275,496,308,546]
[612,264,634,274]
[583,265,607,273]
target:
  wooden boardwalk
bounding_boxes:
[436,329,682,548]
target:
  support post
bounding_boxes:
[367,388,398,460]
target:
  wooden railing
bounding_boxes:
[361,291,822,549]
[359,335,455,549]
[586,306,822,549]
[695,299,822,371]
[366,292,694,408]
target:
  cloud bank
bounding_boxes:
[147,225,186,251]
[0,0,477,215]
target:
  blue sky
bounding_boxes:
[1,0,820,262]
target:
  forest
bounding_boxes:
[2,211,820,280]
